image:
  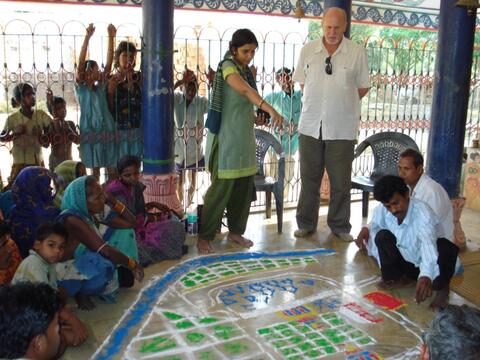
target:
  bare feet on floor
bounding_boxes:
[197,238,215,255]
[430,286,450,310]
[377,277,415,290]
[227,233,254,248]
[75,293,95,311]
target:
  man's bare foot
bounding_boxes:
[377,277,415,290]
[430,286,449,310]
[227,233,254,248]
[75,293,95,311]
[197,238,215,255]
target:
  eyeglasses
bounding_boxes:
[325,56,332,75]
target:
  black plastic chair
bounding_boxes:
[254,129,285,233]
[352,131,419,217]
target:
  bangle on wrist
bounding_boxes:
[112,201,126,214]
[258,99,265,109]
[127,257,137,270]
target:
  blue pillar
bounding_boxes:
[142,0,174,174]
[427,0,476,197]
[324,0,352,38]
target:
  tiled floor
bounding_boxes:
[65,200,480,359]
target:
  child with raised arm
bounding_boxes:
[76,23,117,181]
[107,40,143,160]
[42,90,80,171]
[0,83,52,189]
[12,223,88,348]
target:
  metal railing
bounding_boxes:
[1,20,479,209]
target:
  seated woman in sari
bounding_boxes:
[9,167,60,258]
[58,175,143,309]
[54,160,87,206]
[0,220,22,285]
[105,155,186,266]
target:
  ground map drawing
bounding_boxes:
[92,249,423,360]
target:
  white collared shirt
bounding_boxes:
[293,37,370,140]
[411,174,454,242]
[366,198,440,280]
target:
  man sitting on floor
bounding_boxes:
[355,175,459,309]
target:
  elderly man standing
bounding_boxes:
[292,7,370,241]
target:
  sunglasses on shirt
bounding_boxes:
[325,56,332,75]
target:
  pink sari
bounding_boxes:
[105,179,186,266]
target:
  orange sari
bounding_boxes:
[0,239,22,284]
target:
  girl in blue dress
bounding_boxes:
[76,23,117,181]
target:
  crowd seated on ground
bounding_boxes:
[0,159,187,357]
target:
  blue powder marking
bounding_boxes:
[95,248,335,359]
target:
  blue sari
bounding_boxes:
[9,167,60,258]
[59,176,137,300]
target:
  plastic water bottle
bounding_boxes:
[187,204,198,235]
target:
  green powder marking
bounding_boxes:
[330,318,344,326]
[187,272,196,276]
[299,325,311,333]
[183,280,196,287]
[282,347,299,356]
[223,341,248,355]
[198,351,216,360]
[186,332,205,344]
[196,267,209,274]
[299,342,313,351]
[315,339,329,347]
[139,336,176,353]
[274,324,289,331]
[272,340,288,348]
[208,263,222,268]
[163,312,183,320]
[176,320,195,329]
[358,337,373,345]
[349,330,364,339]
[325,346,336,354]
[258,328,271,335]
[194,275,203,281]
[213,324,237,340]
[289,336,303,344]
[305,349,320,358]
[305,332,320,340]
[220,271,235,276]
[287,355,303,360]
[199,316,218,324]
[281,329,295,337]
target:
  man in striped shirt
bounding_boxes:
[356,175,459,309]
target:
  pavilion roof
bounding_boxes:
[0,0,450,29]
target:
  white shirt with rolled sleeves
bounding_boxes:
[293,37,370,140]
[366,198,440,281]
[410,173,462,272]
[410,174,454,241]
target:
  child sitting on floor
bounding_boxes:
[42,90,80,171]
[0,282,63,359]
[13,223,88,348]
[0,221,21,285]
[105,155,186,266]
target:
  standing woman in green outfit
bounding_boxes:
[198,29,284,254]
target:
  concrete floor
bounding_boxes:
[65,200,480,360]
